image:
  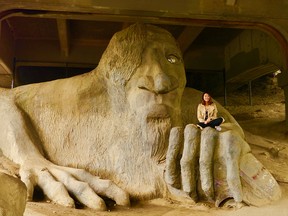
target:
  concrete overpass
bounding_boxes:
[0,0,288,125]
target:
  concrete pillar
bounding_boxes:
[283,85,288,127]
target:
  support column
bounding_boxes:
[283,85,288,128]
[223,69,227,106]
[248,81,252,106]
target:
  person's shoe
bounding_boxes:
[215,126,222,131]
[197,124,203,130]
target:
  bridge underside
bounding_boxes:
[0,1,288,126]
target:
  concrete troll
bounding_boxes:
[0,24,281,213]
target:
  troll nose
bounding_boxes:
[138,72,179,94]
[154,73,174,94]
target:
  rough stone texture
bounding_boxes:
[0,172,26,216]
[0,24,281,211]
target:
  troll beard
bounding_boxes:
[142,117,172,162]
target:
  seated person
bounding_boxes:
[197,92,224,131]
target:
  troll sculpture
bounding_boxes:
[0,24,281,212]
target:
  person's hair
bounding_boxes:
[201,92,213,105]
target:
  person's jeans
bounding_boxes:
[197,117,224,129]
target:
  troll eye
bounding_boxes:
[167,54,180,64]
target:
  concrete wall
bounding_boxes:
[225,29,283,81]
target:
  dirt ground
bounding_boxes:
[24,79,288,216]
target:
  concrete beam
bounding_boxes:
[177,26,203,54]
[122,22,132,29]
[0,19,14,87]
[226,0,237,6]
[56,18,70,57]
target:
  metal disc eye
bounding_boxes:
[167,54,179,64]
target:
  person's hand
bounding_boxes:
[19,157,130,210]
[204,119,211,124]
[164,123,281,207]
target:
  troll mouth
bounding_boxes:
[146,104,171,121]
